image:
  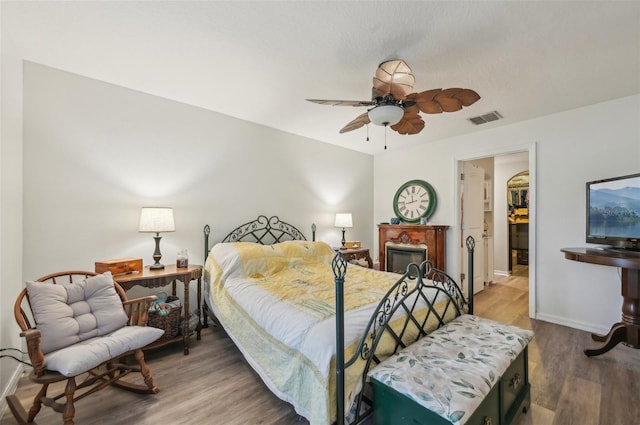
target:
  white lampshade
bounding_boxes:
[334,213,353,228]
[139,207,175,233]
[368,104,404,126]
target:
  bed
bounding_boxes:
[202,215,474,425]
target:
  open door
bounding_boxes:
[461,162,485,297]
[455,146,535,320]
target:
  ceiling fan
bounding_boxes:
[306,59,481,143]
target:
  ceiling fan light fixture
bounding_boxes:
[368,104,404,127]
[308,59,480,136]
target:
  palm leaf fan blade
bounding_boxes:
[306,99,374,107]
[373,60,415,98]
[435,88,464,112]
[453,89,481,107]
[339,112,371,134]
[391,112,425,135]
[408,89,443,114]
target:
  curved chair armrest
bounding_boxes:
[122,295,158,326]
[20,328,46,375]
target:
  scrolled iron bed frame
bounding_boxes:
[202,215,314,327]
[332,236,475,425]
[203,215,475,425]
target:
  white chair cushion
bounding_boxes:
[26,272,129,353]
[368,314,533,425]
[45,325,164,377]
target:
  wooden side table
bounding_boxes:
[561,248,640,356]
[339,247,373,269]
[115,264,203,355]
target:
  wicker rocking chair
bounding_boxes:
[6,271,164,425]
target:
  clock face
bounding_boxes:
[393,180,437,223]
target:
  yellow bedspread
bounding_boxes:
[204,240,455,425]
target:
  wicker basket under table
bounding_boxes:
[148,302,181,342]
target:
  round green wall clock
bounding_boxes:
[392,179,437,223]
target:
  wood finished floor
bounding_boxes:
[3,271,640,425]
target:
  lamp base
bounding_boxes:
[149,262,165,270]
[150,234,165,270]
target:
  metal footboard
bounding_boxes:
[332,236,476,425]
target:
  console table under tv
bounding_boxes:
[561,247,640,357]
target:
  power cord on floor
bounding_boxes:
[0,348,32,367]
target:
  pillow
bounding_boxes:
[210,242,258,280]
[279,240,335,266]
[211,242,287,280]
[26,272,129,354]
[209,240,337,282]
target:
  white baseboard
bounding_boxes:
[0,363,24,420]
[535,312,610,336]
[493,270,510,277]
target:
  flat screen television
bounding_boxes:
[586,172,640,251]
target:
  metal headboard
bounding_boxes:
[203,215,315,262]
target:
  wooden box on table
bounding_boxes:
[95,258,143,275]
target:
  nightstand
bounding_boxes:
[339,247,373,269]
[115,264,203,355]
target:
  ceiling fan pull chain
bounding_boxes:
[384,124,388,150]
[366,124,369,142]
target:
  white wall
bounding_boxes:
[0,62,374,405]
[22,63,374,278]
[0,10,25,410]
[374,94,640,335]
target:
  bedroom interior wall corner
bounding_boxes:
[374,94,640,335]
[21,63,374,285]
[0,42,26,412]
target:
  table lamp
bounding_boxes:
[334,213,353,250]
[139,207,175,270]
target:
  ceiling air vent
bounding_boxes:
[469,111,503,125]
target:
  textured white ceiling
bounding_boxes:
[3,1,640,154]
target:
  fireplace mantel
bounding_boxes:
[378,224,448,272]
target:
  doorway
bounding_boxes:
[454,146,535,319]
[507,171,529,277]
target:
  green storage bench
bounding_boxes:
[368,314,534,425]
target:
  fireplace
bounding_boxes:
[378,224,448,273]
[386,243,428,274]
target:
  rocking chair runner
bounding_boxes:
[6,271,164,425]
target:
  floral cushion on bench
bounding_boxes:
[368,314,534,425]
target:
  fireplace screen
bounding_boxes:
[386,243,428,274]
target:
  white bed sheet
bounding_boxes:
[203,240,452,424]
